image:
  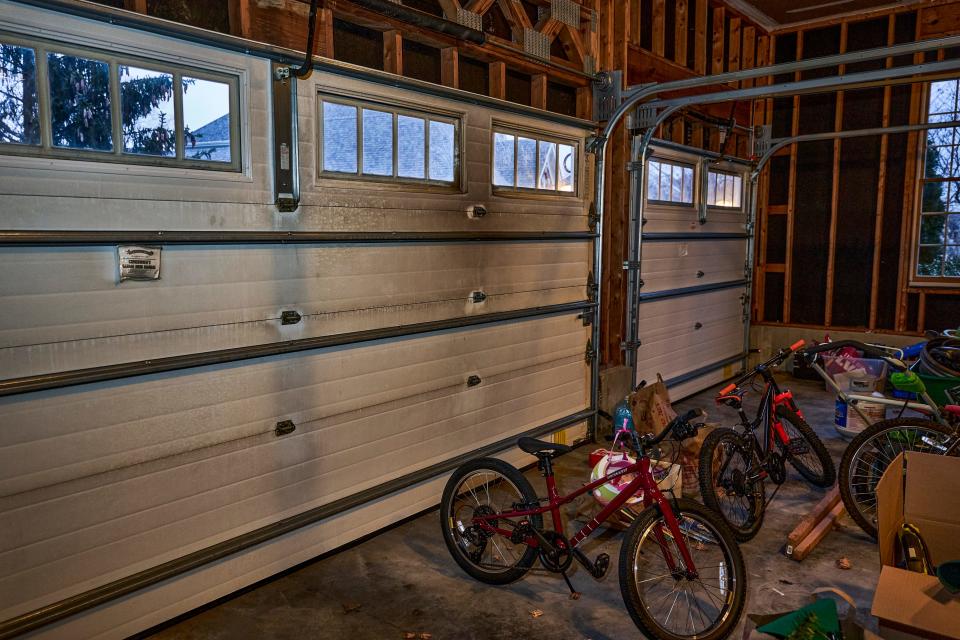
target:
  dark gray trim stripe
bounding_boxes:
[0,301,593,397]
[0,230,596,246]
[0,408,593,639]
[9,0,597,128]
[664,353,748,389]
[641,232,750,241]
[638,279,748,303]
[648,140,752,165]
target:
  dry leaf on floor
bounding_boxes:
[341,602,361,614]
[837,557,852,570]
[402,634,416,639]
[530,609,544,618]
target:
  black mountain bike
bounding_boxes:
[698,341,836,541]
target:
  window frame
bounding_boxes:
[912,79,960,285]
[645,156,697,208]
[704,167,744,211]
[316,92,462,190]
[0,32,242,172]
[490,124,580,197]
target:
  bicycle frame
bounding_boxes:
[470,454,698,575]
[727,368,800,459]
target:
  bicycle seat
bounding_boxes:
[517,437,572,457]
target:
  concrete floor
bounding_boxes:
[143,375,882,640]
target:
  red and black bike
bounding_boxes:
[441,407,746,640]
[698,340,836,542]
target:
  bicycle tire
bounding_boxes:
[775,405,836,488]
[839,418,957,539]
[439,457,542,585]
[698,427,765,542]
[619,498,746,640]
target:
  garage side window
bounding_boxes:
[319,96,459,186]
[647,158,694,205]
[492,129,577,194]
[918,79,960,279]
[705,169,743,209]
[0,37,240,170]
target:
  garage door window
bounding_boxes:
[492,128,577,194]
[705,169,742,209]
[319,96,459,187]
[647,158,695,206]
[0,37,240,170]
[918,79,960,279]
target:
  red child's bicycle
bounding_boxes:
[440,406,746,640]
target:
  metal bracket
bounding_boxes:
[585,339,595,363]
[471,290,487,303]
[634,104,659,129]
[593,70,622,122]
[587,202,599,231]
[620,340,642,351]
[578,311,593,326]
[587,271,598,302]
[272,61,300,213]
[626,160,644,173]
[622,260,641,270]
[753,124,772,159]
[466,374,482,387]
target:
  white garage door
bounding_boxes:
[632,143,751,400]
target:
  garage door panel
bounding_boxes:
[634,288,745,384]
[0,313,589,617]
[640,207,747,235]
[640,239,746,292]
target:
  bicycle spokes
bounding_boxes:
[712,440,761,529]
[631,513,735,637]
[447,470,528,573]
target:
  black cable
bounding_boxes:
[294,0,320,79]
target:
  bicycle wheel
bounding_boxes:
[440,457,542,585]
[619,498,746,640]
[774,405,836,488]
[839,418,958,539]
[698,428,765,542]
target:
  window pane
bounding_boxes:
[515,137,534,188]
[667,165,680,202]
[558,143,575,192]
[918,245,944,276]
[929,80,958,116]
[923,181,948,212]
[948,214,960,244]
[921,214,946,244]
[493,132,515,186]
[182,77,231,162]
[647,160,660,201]
[733,176,742,208]
[397,115,425,179]
[659,161,671,200]
[120,66,174,157]
[538,141,557,190]
[0,43,40,145]
[707,172,717,205]
[682,167,694,203]
[322,102,357,173]
[362,108,393,176]
[945,246,960,276]
[47,52,112,151]
[428,120,454,182]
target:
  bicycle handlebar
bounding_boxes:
[717,340,807,396]
[645,408,706,447]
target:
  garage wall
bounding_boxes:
[0,2,594,637]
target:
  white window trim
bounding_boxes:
[490,125,580,197]
[316,92,462,189]
[0,32,242,173]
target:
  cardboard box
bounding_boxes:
[871,451,960,639]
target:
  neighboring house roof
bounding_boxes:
[191,114,230,143]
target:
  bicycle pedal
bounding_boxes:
[569,591,581,600]
[592,553,610,579]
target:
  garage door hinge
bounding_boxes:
[585,339,596,363]
[626,160,643,173]
[620,339,641,351]
[588,203,599,231]
[587,271,598,302]
[622,260,641,270]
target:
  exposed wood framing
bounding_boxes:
[694,0,708,75]
[123,0,146,13]
[711,6,726,75]
[441,47,459,88]
[531,73,548,109]
[783,31,802,323]
[728,17,741,72]
[227,0,251,39]
[824,23,847,327]
[652,0,666,58]
[383,29,402,75]
[675,0,688,68]
[488,60,506,99]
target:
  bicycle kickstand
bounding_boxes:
[560,570,581,600]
